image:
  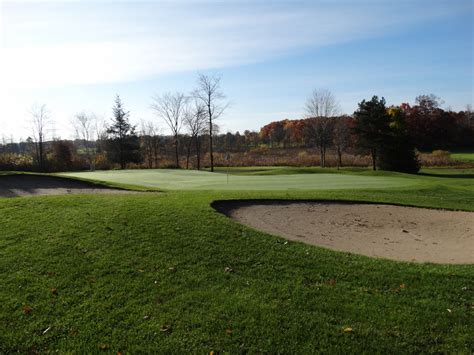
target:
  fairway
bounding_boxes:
[1,168,473,353]
[62,169,417,191]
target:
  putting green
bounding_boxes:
[62,169,417,191]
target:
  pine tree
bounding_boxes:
[352,96,391,170]
[106,95,141,169]
[378,107,420,173]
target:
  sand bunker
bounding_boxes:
[214,201,474,264]
[0,174,136,198]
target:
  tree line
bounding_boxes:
[0,79,472,173]
[260,93,473,172]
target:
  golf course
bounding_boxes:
[0,167,473,353]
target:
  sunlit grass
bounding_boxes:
[1,168,473,352]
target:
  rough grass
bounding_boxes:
[0,168,473,353]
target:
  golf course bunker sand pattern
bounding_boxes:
[215,201,474,264]
[0,174,137,198]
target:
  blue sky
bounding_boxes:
[0,0,472,140]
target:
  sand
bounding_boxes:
[214,200,474,264]
[0,174,137,198]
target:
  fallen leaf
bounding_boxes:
[99,344,109,350]
[22,305,33,315]
[51,288,58,296]
[343,327,353,333]
[225,328,232,335]
[399,284,406,289]
[224,267,234,273]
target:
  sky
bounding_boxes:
[0,0,473,140]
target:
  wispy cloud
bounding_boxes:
[1,0,465,89]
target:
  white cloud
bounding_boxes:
[0,0,470,139]
[1,1,462,89]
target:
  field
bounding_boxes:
[451,151,474,163]
[1,167,473,353]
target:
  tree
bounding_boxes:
[183,100,207,169]
[151,92,187,168]
[352,96,391,170]
[377,106,420,173]
[51,140,73,171]
[139,121,161,169]
[106,95,141,169]
[415,94,443,113]
[332,116,352,169]
[404,95,453,150]
[72,112,96,170]
[304,89,339,167]
[30,103,51,172]
[193,74,228,172]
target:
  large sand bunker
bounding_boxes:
[0,174,135,197]
[214,201,474,264]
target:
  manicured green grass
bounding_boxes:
[1,168,473,353]
[451,151,474,163]
[62,168,419,191]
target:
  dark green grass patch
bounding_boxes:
[0,170,473,353]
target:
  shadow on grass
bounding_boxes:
[418,172,474,179]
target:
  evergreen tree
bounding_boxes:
[378,107,420,173]
[352,96,391,170]
[106,95,141,169]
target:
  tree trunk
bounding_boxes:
[174,135,179,168]
[196,136,201,170]
[38,140,44,172]
[322,145,326,168]
[371,148,377,171]
[337,147,342,169]
[186,137,192,170]
[319,142,324,168]
[208,99,214,172]
[119,139,125,169]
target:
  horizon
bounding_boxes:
[1,0,473,141]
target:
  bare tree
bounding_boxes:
[72,112,96,170]
[415,94,444,113]
[30,104,51,171]
[151,92,187,168]
[193,74,228,172]
[183,100,207,169]
[466,104,474,130]
[332,116,352,169]
[140,120,161,168]
[93,116,108,155]
[304,89,339,167]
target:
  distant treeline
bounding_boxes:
[0,91,472,173]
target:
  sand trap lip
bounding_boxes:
[213,200,474,264]
[0,174,138,198]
